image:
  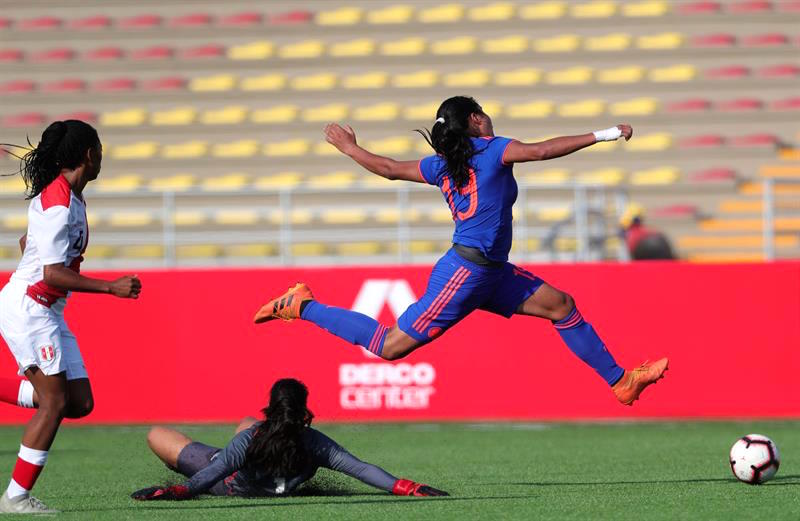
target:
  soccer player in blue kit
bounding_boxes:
[255,96,668,406]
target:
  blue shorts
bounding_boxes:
[397,248,544,343]
[176,442,231,496]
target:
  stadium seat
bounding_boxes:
[535,206,571,222]
[213,209,259,225]
[418,4,465,23]
[630,167,679,185]
[705,65,750,79]
[268,10,313,25]
[428,207,454,223]
[150,106,197,126]
[161,141,207,158]
[189,75,236,92]
[84,47,124,61]
[533,34,580,52]
[212,140,260,158]
[30,48,74,62]
[678,134,725,148]
[141,77,186,92]
[728,1,773,13]
[692,33,736,47]
[241,74,287,91]
[649,65,696,82]
[291,73,337,91]
[0,17,11,29]
[718,199,762,213]
[94,175,141,192]
[169,13,212,28]
[306,172,356,189]
[110,141,158,159]
[444,69,490,87]
[482,35,528,54]
[329,39,375,57]
[392,70,439,88]
[585,33,632,51]
[313,142,339,156]
[650,204,698,219]
[431,36,477,55]
[731,134,779,147]
[597,66,645,84]
[2,112,45,127]
[321,209,367,224]
[742,33,788,47]
[148,175,195,191]
[92,78,136,92]
[130,46,173,60]
[676,2,722,14]
[778,0,800,11]
[519,2,567,19]
[758,64,800,78]
[622,1,669,16]
[367,5,415,24]
[546,66,593,85]
[119,245,164,259]
[219,12,263,27]
[626,133,672,151]
[558,99,605,117]
[336,242,383,256]
[301,104,349,122]
[375,208,422,223]
[279,40,324,59]
[519,168,569,185]
[42,79,85,94]
[292,243,327,257]
[180,44,225,59]
[0,49,23,62]
[577,168,624,185]
[760,165,800,178]
[771,97,800,110]
[380,37,426,56]
[100,108,146,126]
[84,245,115,258]
[118,14,162,29]
[109,211,153,227]
[70,15,112,30]
[316,7,363,25]
[263,139,310,157]
[571,1,617,17]
[2,214,28,230]
[636,33,683,49]
[353,103,401,121]
[172,211,207,227]
[0,80,35,94]
[690,167,737,182]
[494,68,541,86]
[365,136,412,155]
[254,173,302,189]
[251,105,298,124]
[665,98,711,112]
[403,102,439,120]
[507,101,554,119]
[18,16,62,30]
[717,98,763,111]
[228,41,274,60]
[224,244,277,257]
[55,111,97,123]
[176,245,222,258]
[342,72,388,89]
[469,3,516,21]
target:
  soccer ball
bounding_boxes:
[729,434,780,484]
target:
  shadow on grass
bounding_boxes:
[503,474,800,487]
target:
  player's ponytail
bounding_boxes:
[416,96,484,189]
[1,119,100,199]
[245,379,313,478]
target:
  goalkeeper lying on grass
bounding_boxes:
[131,378,447,500]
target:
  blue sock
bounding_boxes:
[301,301,388,356]
[553,307,624,386]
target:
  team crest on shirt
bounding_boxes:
[39,345,56,362]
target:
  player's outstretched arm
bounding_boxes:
[503,124,633,164]
[43,264,141,298]
[324,122,425,183]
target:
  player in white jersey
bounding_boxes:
[0,120,141,514]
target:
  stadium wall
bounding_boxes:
[0,262,798,424]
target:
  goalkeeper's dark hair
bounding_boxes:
[245,379,314,478]
[1,120,100,200]
[415,95,485,189]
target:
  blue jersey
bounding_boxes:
[418,136,517,262]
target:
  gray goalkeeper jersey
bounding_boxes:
[184,425,397,497]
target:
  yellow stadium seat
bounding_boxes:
[336,242,382,256]
[84,212,100,227]
[329,39,375,57]
[313,142,339,156]
[415,141,434,154]
[176,245,222,258]
[279,40,324,59]
[585,33,631,52]
[392,70,439,88]
[407,241,437,255]
[431,36,477,55]
[240,74,287,92]
[228,41,273,60]
[623,1,668,17]
[162,141,208,159]
[760,165,800,178]
[519,2,566,19]
[418,4,464,23]
[520,168,569,185]
[250,105,298,124]
[571,1,617,18]
[301,104,349,122]
[173,211,206,226]
[366,136,412,155]
[321,209,367,224]
[148,175,195,192]
[224,244,277,257]
[214,210,260,225]
[507,101,554,119]
[292,243,327,257]
[111,142,158,160]
[202,174,249,191]
[2,213,27,230]
[482,35,528,54]
[494,68,541,86]
[533,34,580,53]
[630,167,679,185]
[263,139,310,157]
[577,168,624,185]
[558,99,606,117]
[444,69,490,88]
[626,133,672,152]
[254,173,302,190]
[200,106,247,125]
[583,140,618,153]
[481,101,503,118]
[212,140,259,158]
[360,175,395,188]
[428,208,454,223]
[282,209,314,225]
[649,64,695,82]
[610,97,658,116]
[0,176,25,195]
[403,101,439,120]
[85,245,114,258]
[342,72,388,89]
[719,199,762,213]
[291,73,337,91]
[375,208,421,223]
[536,206,572,222]
[189,75,236,92]
[546,66,593,85]
[380,37,426,56]
[353,102,400,121]
[469,2,515,21]
[151,107,197,126]
[119,245,163,258]
[306,172,356,189]
[367,5,414,24]
[316,7,363,26]
[94,175,141,193]
[597,66,644,84]
[739,182,800,196]
[110,211,153,227]
[101,108,146,127]
[637,33,683,50]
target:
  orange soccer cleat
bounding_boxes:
[611,357,669,406]
[253,283,314,324]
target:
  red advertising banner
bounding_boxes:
[0,262,798,423]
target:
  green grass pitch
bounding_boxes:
[0,421,796,520]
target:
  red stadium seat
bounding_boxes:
[141,76,186,91]
[42,79,86,93]
[268,10,313,25]
[678,134,725,148]
[771,97,800,110]
[742,33,788,46]
[690,168,737,182]
[0,80,35,94]
[118,14,162,29]
[676,2,721,14]
[91,77,136,92]
[179,44,225,59]
[18,16,62,30]
[2,112,46,127]
[665,98,711,112]
[30,48,74,62]
[777,1,800,12]
[651,205,698,219]
[54,111,98,123]
[69,15,112,30]
[758,64,800,77]
[84,47,124,61]
[692,33,736,47]
[169,13,213,28]
[704,65,750,79]
[0,49,23,62]
[0,17,12,29]
[219,12,263,27]
[717,98,764,111]
[730,134,779,147]
[130,46,173,60]
[728,1,773,12]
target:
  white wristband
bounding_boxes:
[593,127,622,142]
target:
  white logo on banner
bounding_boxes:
[339,279,436,410]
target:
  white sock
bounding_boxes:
[6,479,27,499]
[6,446,48,499]
[16,381,34,408]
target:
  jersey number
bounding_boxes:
[440,169,478,222]
[72,230,84,252]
